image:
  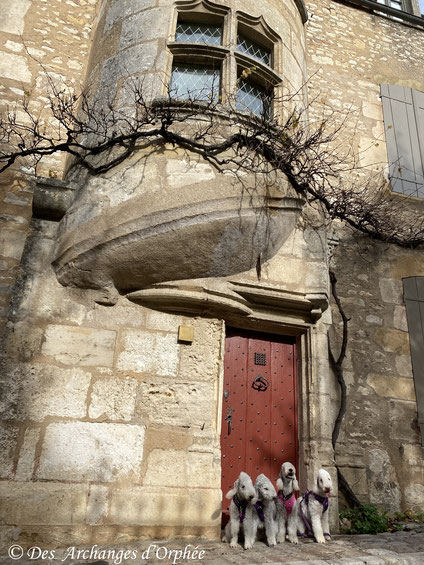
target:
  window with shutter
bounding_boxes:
[403,277,424,450]
[380,84,424,198]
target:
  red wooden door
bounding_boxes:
[221,328,298,519]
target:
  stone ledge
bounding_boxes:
[32,177,77,221]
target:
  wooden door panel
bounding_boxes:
[221,329,297,519]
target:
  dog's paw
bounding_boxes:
[229,540,239,548]
[288,535,298,544]
[244,540,253,550]
[267,539,277,547]
[276,535,285,544]
[316,536,326,544]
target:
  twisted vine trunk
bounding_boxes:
[328,270,361,508]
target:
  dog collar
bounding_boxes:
[254,501,265,522]
[233,495,248,523]
[278,490,296,515]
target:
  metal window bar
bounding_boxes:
[175,21,222,45]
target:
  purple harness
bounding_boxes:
[254,501,265,522]
[233,495,248,523]
[277,490,296,516]
[299,491,331,539]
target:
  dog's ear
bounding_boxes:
[276,478,283,491]
[293,477,300,492]
[225,478,239,499]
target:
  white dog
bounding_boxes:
[292,468,333,544]
[253,474,278,547]
[222,471,257,549]
[275,461,299,544]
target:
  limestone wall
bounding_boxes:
[305,0,424,512]
[0,0,99,332]
[0,218,224,547]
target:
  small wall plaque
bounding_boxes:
[178,325,194,343]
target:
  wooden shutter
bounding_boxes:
[380,84,424,198]
[403,277,424,448]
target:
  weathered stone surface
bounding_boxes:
[0,52,31,82]
[393,305,408,332]
[374,328,410,355]
[144,450,219,489]
[0,482,88,525]
[146,310,183,333]
[99,43,161,95]
[0,0,31,35]
[137,381,215,427]
[15,273,88,325]
[108,486,221,526]
[37,422,145,482]
[367,374,416,401]
[337,466,368,496]
[86,301,146,328]
[89,376,137,421]
[389,400,420,441]
[2,322,44,361]
[0,424,18,479]
[15,428,40,481]
[4,192,29,206]
[178,318,222,380]
[165,159,215,190]
[405,484,424,513]
[104,0,155,32]
[0,229,27,260]
[366,314,383,325]
[117,330,179,377]
[0,364,91,421]
[86,484,109,525]
[41,325,116,367]
[119,8,170,49]
[368,449,401,513]
[379,278,404,305]
[395,355,413,378]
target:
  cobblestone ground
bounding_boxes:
[1,528,423,565]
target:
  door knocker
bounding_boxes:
[252,375,270,392]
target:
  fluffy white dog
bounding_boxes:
[253,474,278,547]
[222,471,258,549]
[291,468,333,544]
[275,461,299,544]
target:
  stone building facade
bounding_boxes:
[0,0,423,549]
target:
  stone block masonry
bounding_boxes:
[0,217,224,548]
[0,0,99,332]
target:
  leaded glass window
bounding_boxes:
[175,21,222,45]
[236,79,271,118]
[237,34,271,67]
[169,64,220,101]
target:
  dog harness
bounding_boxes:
[254,501,265,522]
[298,491,331,539]
[233,495,248,523]
[277,490,296,516]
